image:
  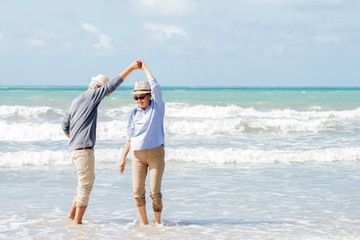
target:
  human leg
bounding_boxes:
[67,192,77,220]
[132,150,148,224]
[137,205,148,225]
[70,149,95,224]
[73,206,87,224]
[154,211,162,224]
[148,145,165,223]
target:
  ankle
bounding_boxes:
[140,218,149,225]
[154,211,161,223]
[73,219,82,224]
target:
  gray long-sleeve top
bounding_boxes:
[62,75,124,152]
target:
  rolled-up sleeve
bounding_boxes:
[149,78,165,116]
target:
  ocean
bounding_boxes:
[1,85,360,239]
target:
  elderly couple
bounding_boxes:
[62,60,165,224]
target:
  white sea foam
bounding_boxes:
[0,121,67,141]
[0,105,63,120]
[1,147,359,167]
[0,117,334,141]
[166,147,360,164]
[0,117,355,142]
[164,103,360,135]
[0,149,122,167]
[166,103,360,120]
[1,104,360,141]
[166,117,335,135]
[4,103,360,121]
[0,120,129,141]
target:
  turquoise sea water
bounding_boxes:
[1,86,360,239]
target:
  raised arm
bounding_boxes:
[140,61,164,114]
[119,60,142,80]
[92,60,143,103]
[141,61,154,81]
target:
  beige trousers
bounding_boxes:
[132,145,165,212]
[70,149,95,207]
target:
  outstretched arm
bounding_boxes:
[140,61,165,115]
[92,60,143,102]
[119,60,142,80]
[140,61,154,81]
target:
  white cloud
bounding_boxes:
[94,34,112,50]
[81,23,100,34]
[144,22,188,40]
[81,23,112,50]
[132,0,197,16]
[315,35,341,44]
[25,38,44,47]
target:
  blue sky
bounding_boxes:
[0,0,359,86]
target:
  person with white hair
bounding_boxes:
[119,61,165,225]
[62,60,142,224]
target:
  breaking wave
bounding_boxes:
[1,147,359,167]
[1,103,360,141]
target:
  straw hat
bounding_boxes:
[90,74,111,96]
[131,81,151,94]
[91,74,109,86]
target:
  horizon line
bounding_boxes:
[1,84,360,88]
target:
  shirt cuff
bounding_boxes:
[149,78,157,86]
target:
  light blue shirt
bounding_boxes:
[127,78,165,151]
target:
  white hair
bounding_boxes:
[89,81,101,89]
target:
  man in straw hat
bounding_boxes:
[119,61,165,225]
[62,60,142,224]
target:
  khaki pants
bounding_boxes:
[132,145,165,212]
[70,149,95,207]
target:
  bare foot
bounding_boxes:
[73,219,82,224]
[72,206,86,224]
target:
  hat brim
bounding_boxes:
[130,90,151,95]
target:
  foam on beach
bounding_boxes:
[1,104,360,142]
[1,147,360,167]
